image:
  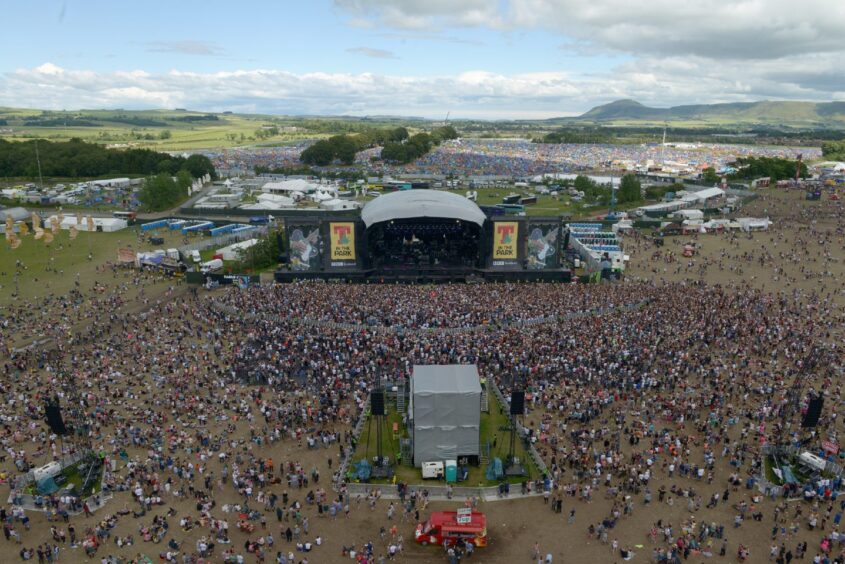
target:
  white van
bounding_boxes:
[200,258,223,274]
[421,461,444,479]
[190,250,201,263]
[33,461,62,482]
[799,452,826,473]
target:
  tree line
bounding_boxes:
[570,174,642,205]
[0,138,216,180]
[727,157,807,182]
[534,128,613,144]
[822,141,845,161]
[138,171,194,212]
[300,125,458,166]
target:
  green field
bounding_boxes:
[451,186,637,218]
[0,107,448,151]
[0,107,320,151]
[354,391,539,487]
[0,225,189,306]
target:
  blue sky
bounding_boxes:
[0,0,842,118]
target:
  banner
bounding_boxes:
[330,222,356,261]
[526,224,559,269]
[493,221,518,260]
[288,225,322,271]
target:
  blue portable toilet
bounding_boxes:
[445,460,458,483]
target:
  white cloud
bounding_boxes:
[328,0,845,114]
[0,61,842,119]
[346,47,400,59]
[336,0,845,60]
[146,40,224,56]
[336,0,505,29]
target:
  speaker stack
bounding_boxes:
[802,397,824,428]
[44,399,68,436]
[510,391,525,415]
[371,391,385,416]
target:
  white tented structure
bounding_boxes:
[217,238,259,261]
[262,179,321,195]
[737,217,772,232]
[319,198,361,211]
[410,365,481,467]
[51,216,128,232]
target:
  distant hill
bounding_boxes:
[554,99,845,129]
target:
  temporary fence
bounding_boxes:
[210,297,652,337]
[178,225,269,256]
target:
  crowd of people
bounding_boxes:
[0,188,843,562]
[203,139,818,179]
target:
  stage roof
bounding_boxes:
[411,364,482,396]
[361,189,486,228]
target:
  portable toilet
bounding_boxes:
[445,460,458,483]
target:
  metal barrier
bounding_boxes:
[210,298,653,337]
[178,225,269,255]
[488,380,549,476]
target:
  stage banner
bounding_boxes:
[526,223,560,269]
[330,222,356,261]
[493,221,518,260]
[287,224,322,271]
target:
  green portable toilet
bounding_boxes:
[445,460,458,483]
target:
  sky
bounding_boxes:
[0,0,843,119]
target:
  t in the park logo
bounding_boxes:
[333,224,351,244]
[494,222,518,259]
[497,223,515,244]
[330,222,356,260]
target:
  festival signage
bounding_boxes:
[287,223,322,271]
[493,221,518,260]
[526,223,560,269]
[456,507,472,524]
[330,222,356,261]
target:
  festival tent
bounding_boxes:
[737,217,772,232]
[257,193,296,206]
[262,179,320,194]
[320,198,361,211]
[217,239,259,261]
[53,216,128,232]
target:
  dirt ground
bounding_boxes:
[625,189,845,305]
[3,188,844,564]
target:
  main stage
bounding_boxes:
[278,190,571,284]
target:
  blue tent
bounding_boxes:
[352,459,372,482]
[36,477,59,495]
[485,457,503,481]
